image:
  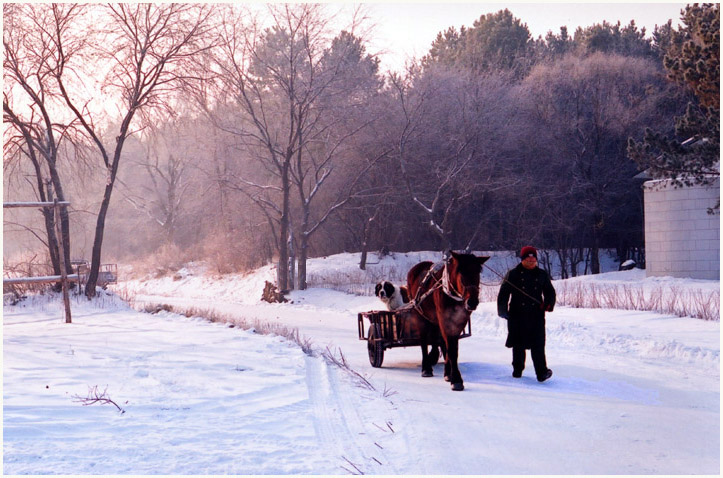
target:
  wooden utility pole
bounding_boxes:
[53,199,72,323]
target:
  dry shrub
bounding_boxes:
[322,346,376,391]
[306,263,411,295]
[135,302,315,355]
[142,303,174,314]
[254,321,313,355]
[3,253,60,300]
[126,243,191,278]
[3,280,52,301]
[691,289,721,321]
[556,282,719,321]
[199,228,267,275]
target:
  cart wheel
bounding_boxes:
[367,325,384,368]
[429,345,440,366]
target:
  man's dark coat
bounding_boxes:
[497,263,556,349]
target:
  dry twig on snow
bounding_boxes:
[72,385,126,414]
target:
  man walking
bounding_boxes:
[497,246,556,382]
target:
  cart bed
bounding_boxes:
[358,309,470,348]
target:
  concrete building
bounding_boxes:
[642,177,720,280]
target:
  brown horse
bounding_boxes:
[407,251,490,391]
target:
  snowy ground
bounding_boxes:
[3,252,720,474]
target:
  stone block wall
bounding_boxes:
[643,178,720,280]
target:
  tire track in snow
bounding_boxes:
[304,355,401,474]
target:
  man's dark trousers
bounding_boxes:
[512,346,547,378]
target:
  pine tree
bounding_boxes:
[627,3,719,209]
[573,20,654,58]
[423,9,532,77]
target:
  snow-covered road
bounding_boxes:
[133,287,720,474]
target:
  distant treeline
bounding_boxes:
[4,4,718,292]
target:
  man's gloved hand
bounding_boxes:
[499,312,509,319]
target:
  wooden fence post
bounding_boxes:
[54,199,72,323]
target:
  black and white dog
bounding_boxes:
[374,280,410,311]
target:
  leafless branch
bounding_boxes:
[72,385,126,414]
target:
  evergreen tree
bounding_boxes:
[628,3,719,207]
[573,20,654,58]
[652,20,677,62]
[543,26,574,58]
[425,26,465,67]
[664,4,719,110]
[423,9,532,77]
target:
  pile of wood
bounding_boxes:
[262,281,287,303]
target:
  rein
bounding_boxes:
[482,263,543,306]
[397,259,545,323]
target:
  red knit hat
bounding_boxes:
[520,246,537,259]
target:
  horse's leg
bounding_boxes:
[420,340,433,377]
[447,337,464,391]
[429,323,440,364]
[429,344,439,363]
[442,334,452,382]
[412,312,433,377]
[443,347,451,382]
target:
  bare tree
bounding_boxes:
[3,4,87,279]
[385,65,518,251]
[519,52,666,273]
[204,4,307,291]
[39,4,216,296]
[121,119,197,244]
[289,30,384,289]
[206,4,380,290]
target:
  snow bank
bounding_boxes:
[3,297,404,474]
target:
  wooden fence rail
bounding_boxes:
[3,201,71,208]
[3,274,80,285]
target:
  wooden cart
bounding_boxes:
[357,309,471,367]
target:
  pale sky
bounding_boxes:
[359,2,687,72]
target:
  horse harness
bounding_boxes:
[397,260,467,323]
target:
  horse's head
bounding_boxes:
[447,251,490,311]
